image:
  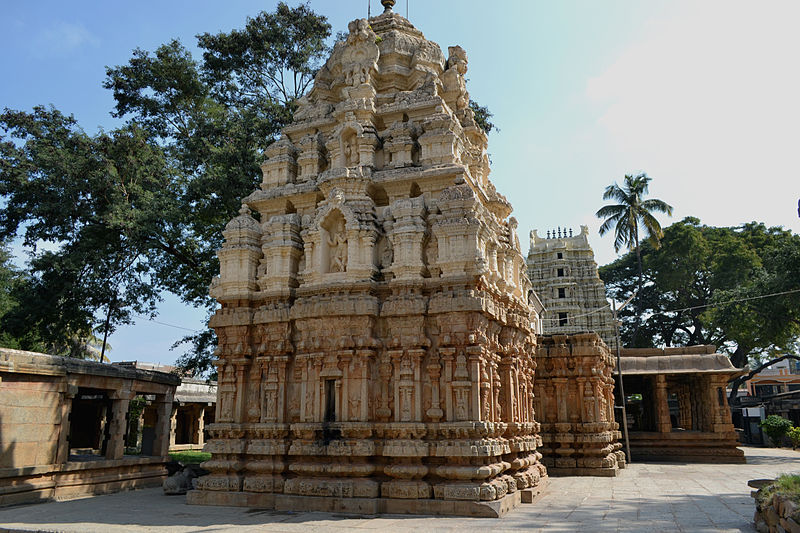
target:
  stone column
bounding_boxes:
[169,405,178,449]
[654,375,671,433]
[152,395,174,458]
[233,359,249,423]
[710,375,735,433]
[106,390,134,460]
[197,405,206,447]
[56,384,78,464]
[677,383,693,430]
[426,355,443,421]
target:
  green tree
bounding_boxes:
[599,218,800,400]
[0,241,40,350]
[101,3,333,375]
[596,173,673,344]
[469,100,496,135]
[1,4,497,376]
[1,4,332,371]
[760,415,793,447]
[0,107,171,356]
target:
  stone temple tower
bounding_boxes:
[189,2,546,516]
[526,226,616,349]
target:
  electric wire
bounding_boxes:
[539,287,800,325]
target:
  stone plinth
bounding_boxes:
[189,7,546,517]
[534,333,623,476]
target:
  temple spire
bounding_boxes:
[382,0,395,12]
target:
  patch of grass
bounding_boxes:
[169,450,211,464]
[757,474,800,507]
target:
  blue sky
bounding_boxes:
[2,1,798,365]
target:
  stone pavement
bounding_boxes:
[1,446,799,533]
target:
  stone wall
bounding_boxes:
[0,372,62,469]
[752,480,800,533]
[534,333,624,476]
[0,348,178,506]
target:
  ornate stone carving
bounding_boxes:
[190,8,546,518]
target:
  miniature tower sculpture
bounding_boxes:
[189,3,546,516]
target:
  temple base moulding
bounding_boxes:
[186,482,549,518]
[544,467,620,477]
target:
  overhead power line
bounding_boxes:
[132,314,199,333]
[540,287,800,325]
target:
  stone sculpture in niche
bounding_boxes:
[326,215,347,273]
[342,130,359,167]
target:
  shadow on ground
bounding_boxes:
[0,489,760,532]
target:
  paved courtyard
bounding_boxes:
[0,446,798,533]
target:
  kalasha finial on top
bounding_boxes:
[381,0,395,12]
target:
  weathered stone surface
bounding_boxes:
[0,348,178,506]
[534,333,622,476]
[526,226,616,349]
[190,4,544,516]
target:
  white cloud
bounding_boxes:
[32,21,99,58]
[586,0,800,233]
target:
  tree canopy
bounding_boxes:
[599,217,800,372]
[0,3,333,374]
[596,172,672,345]
[0,3,497,376]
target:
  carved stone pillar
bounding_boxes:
[169,405,178,449]
[440,348,455,421]
[654,375,671,433]
[409,348,426,422]
[197,406,206,447]
[377,352,393,421]
[233,358,249,423]
[106,390,133,460]
[452,352,471,421]
[56,384,78,464]
[426,354,443,421]
[274,355,289,424]
[677,383,693,430]
[152,396,174,458]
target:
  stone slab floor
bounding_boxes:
[1,447,799,533]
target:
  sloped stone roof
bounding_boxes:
[618,349,746,377]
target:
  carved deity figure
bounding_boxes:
[327,217,348,273]
[343,133,358,166]
[441,46,469,110]
[341,19,379,88]
[265,389,277,421]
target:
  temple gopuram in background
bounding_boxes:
[189,0,546,517]
[527,226,616,349]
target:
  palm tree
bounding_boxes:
[596,173,673,342]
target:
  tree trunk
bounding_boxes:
[633,229,643,346]
[730,344,751,369]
